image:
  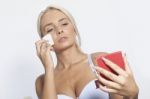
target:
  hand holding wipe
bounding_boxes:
[42,34,57,66]
[42,34,54,45]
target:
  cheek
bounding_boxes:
[52,35,57,42]
[66,25,77,40]
[64,25,75,33]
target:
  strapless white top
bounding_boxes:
[57,54,108,99]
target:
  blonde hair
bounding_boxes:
[37,4,81,46]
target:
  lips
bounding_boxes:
[58,36,68,43]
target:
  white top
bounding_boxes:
[57,54,108,99]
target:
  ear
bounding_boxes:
[73,30,77,38]
[73,28,77,34]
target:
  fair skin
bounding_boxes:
[35,9,139,99]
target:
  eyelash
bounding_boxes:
[47,29,53,33]
[46,22,68,33]
[62,23,68,26]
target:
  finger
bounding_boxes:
[35,39,48,47]
[99,84,125,96]
[94,66,117,81]
[40,41,48,53]
[123,53,132,73]
[35,40,46,56]
[96,73,122,90]
[41,41,54,54]
[99,84,118,94]
[95,66,124,85]
[102,57,127,76]
[46,43,54,52]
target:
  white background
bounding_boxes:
[0,0,150,99]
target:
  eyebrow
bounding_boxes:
[43,18,68,29]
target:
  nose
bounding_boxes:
[57,26,63,35]
[58,30,63,34]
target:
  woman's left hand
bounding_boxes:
[94,53,139,99]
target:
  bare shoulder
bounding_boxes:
[90,52,109,65]
[35,74,44,98]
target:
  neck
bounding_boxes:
[56,45,87,69]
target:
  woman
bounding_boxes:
[35,5,139,99]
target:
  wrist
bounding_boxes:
[132,85,139,99]
[130,91,139,99]
[45,65,55,73]
[124,87,139,99]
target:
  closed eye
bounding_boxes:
[47,29,53,33]
[62,23,68,26]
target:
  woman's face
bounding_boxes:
[40,9,77,52]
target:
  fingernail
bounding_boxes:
[95,80,100,89]
[93,66,97,68]
[102,57,106,61]
[125,53,126,56]
[123,53,126,58]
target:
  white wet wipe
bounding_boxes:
[42,34,54,45]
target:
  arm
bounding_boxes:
[35,67,57,99]
[109,93,138,99]
[109,93,123,99]
[42,67,57,99]
[35,40,57,99]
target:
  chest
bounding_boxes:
[55,62,96,97]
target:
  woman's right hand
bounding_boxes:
[35,39,54,70]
